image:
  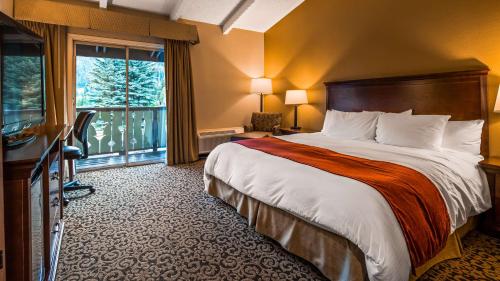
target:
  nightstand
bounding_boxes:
[478,157,500,236]
[279,127,318,135]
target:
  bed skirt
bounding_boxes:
[206,177,477,281]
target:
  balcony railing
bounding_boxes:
[76,106,167,157]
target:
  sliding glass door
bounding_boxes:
[127,48,166,164]
[74,42,166,170]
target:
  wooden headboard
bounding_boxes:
[324,69,490,156]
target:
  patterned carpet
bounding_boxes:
[57,161,500,281]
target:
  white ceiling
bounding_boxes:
[87,0,304,33]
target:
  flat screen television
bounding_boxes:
[0,13,45,139]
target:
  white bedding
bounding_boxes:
[203,133,491,281]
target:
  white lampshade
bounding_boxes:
[250,78,273,94]
[285,90,308,105]
[495,86,500,113]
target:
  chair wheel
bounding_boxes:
[90,187,96,193]
[63,198,70,206]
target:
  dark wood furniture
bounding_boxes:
[324,69,489,156]
[279,127,318,135]
[3,125,68,281]
[478,157,500,236]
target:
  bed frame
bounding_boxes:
[324,69,490,156]
[209,69,492,281]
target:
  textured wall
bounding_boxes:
[186,20,264,130]
[264,0,500,156]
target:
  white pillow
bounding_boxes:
[443,120,484,155]
[375,114,451,150]
[322,110,380,140]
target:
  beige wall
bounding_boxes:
[265,0,500,156]
[0,0,12,17]
[185,20,264,130]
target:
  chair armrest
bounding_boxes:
[244,124,254,132]
[271,125,282,136]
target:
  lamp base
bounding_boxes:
[290,126,301,130]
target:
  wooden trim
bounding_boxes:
[14,0,199,42]
[324,68,490,156]
[324,69,489,87]
[68,27,164,45]
[68,33,163,50]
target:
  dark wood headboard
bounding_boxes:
[324,69,490,156]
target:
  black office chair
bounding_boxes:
[63,110,96,204]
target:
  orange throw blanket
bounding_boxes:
[235,137,450,268]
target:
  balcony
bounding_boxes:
[75,106,167,170]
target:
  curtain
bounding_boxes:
[165,40,199,165]
[21,21,67,126]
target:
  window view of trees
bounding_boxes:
[3,55,42,110]
[74,46,167,163]
[76,56,165,108]
[3,55,43,127]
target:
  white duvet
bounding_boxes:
[203,133,491,281]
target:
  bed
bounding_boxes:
[204,69,492,281]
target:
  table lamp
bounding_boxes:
[495,86,500,113]
[285,90,308,130]
[250,78,273,112]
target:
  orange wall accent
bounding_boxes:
[186,20,264,130]
[0,0,13,17]
[264,0,500,156]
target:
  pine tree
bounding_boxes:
[3,56,42,110]
[85,58,126,107]
[81,58,164,108]
[128,60,164,107]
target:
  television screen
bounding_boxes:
[1,25,44,136]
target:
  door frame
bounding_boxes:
[67,33,165,170]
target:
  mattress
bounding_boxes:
[204,133,491,281]
[206,177,477,281]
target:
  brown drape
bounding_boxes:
[165,40,199,165]
[21,21,67,126]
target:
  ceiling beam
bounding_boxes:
[99,0,112,9]
[170,0,185,21]
[221,0,255,35]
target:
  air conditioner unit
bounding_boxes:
[198,127,243,154]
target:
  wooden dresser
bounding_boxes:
[3,126,66,281]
